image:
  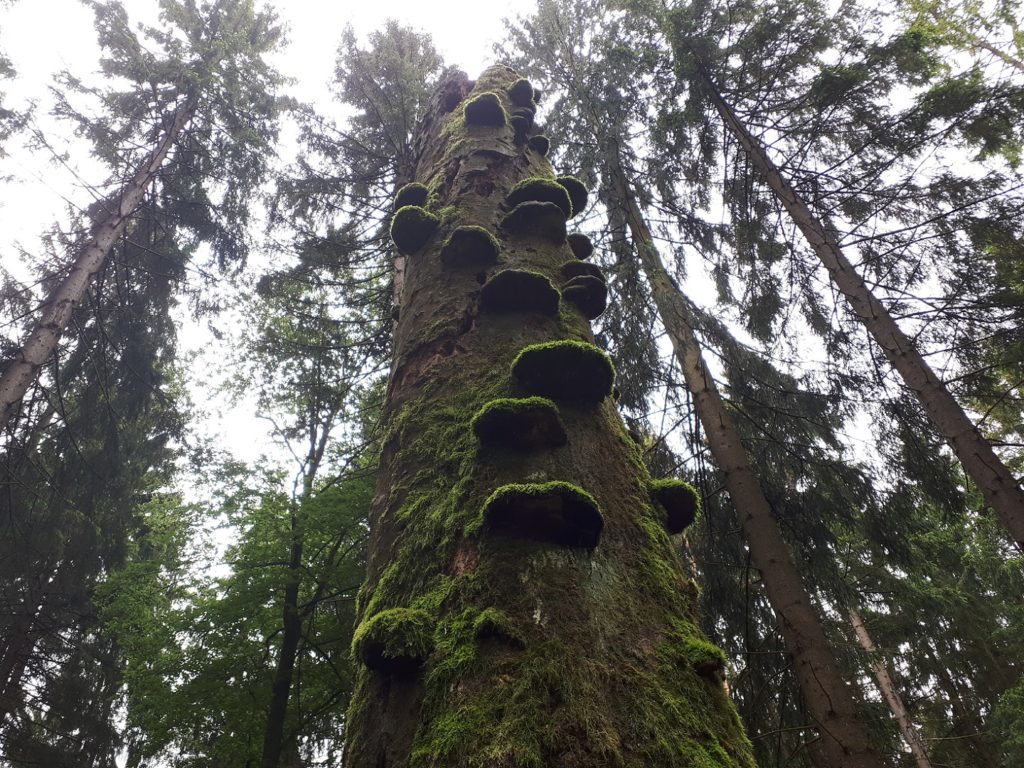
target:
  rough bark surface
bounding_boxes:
[341,66,755,768]
[604,156,884,768]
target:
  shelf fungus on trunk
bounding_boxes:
[480,269,560,315]
[567,232,594,260]
[471,396,568,451]
[352,608,435,674]
[527,134,550,156]
[560,260,605,282]
[507,178,573,218]
[391,205,440,255]
[463,91,507,127]
[650,479,701,534]
[479,481,603,548]
[511,340,615,403]
[562,274,608,319]
[556,176,588,218]
[500,201,567,243]
[440,225,500,268]
[507,77,537,108]
[393,182,430,210]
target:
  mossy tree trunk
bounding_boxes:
[341,65,755,768]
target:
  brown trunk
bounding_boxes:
[698,72,1024,553]
[342,65,755,768]
[605,154,883,768]
[848,608,932,768]
[0,97,196,432]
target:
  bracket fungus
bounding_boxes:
[464,92,507,127]
[481,481,603,548]
[562,274,608,320]
[567,232,594,260]
[511,340,615,403]
[555,176,589,218]
[507,178,573,219]
[527,134,550,156]
[353,607,435,674]
[440,225,499,268]
[391,205,440,256]
[393,182,429,211]
[650,479,701,534]
[480,269,560,315]
[471,396,567,451]
[560,260,605,282]
[507,77,536,107]
[500,201,567,244]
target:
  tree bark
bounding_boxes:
[0,97,196,433]
[341,65,755,768]
[698,72,1024,553]
[604,152,884,768]
[848,607,932,768]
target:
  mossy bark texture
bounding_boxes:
[341,66,755,768]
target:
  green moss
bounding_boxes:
[681,636,728,680]
[560,260,605,282]
[353,607,435,672]
[473,607,525,647]
[650,479,701,534]
[556,175,589,218]
[394,182,429,210]
[511,340,615,403]
[464,91,507,127]
[507,178,573,218]
[478,481,604,549]
[391,205,440,255]
[528,134,550,156]
[471,396,567,451]
[480,269,560,315]
[440,225,499,268]
[500,201,567,243]
[567,232,594,259]
[508,77,536,107]
[562,274,608,320]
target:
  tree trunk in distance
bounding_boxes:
[604,151,884,768]
[0,98,195,433]
[340,65,755,768]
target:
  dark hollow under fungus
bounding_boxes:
[471,396,567,451]
[480,270,560,315]
[567,232,593,260]
[527,134,550,156]
[507,178,573,219]
[562,275,608,320]
[560,260,605,282]
[440,225,500,268]
[393,182,429,210]
[464,92,507,127]
[352,607,435,674]
[390,205,440,256]
[481,481,604,549]
[556,176,589,218]
[511,340,615,404]
[507,77,536,107]
[650,479,701,534]
[500,201,567,244]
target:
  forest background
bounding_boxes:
[0,0,1022,766]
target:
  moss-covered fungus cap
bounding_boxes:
[507,77,536,107]
[500,201,567,244]
[567,232,594,260]
[464,92,507,127]
[650,478,701,534]
[562,274,608,320]
[472,396,567,451]
[440,225,499,268]
[353,607,435,673]
[511,340,615,403]
[482,481,603,548]
[556,176,589,218]
[507,178,573,219]
[560,260,605,282]
[528,134,551,156]
[393,182,429,211]
[480,269,560,315]
[391,205,440,256]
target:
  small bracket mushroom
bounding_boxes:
[481,481,603,548]
[511,340,615,403]
[472,396,567,451]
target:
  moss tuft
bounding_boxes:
[391,205,440,256]
[528,134,550,156]
[560,260,605,282]
[681,636,728,680]
[464,92,507,127]
[650,478,701,534]
[480,269,560,315]
[473,607,526,648]
[353,607,435,673]
[394,182,429,210]
[507,178,573,218]
[567,232,594,260]
[471,396,567,451]
[500,201,567,243]
[511,340,615,403]
[562,274,608,320]
[507,77,536,107]
[480,481,603,548]
[556,175,589,218]
[440,225,499,268]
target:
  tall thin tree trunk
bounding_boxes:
[604,152,884,768]
[696,70,1024,552]
[848,607,932,768]
[0,97,196,432]
[341,65,755,768]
